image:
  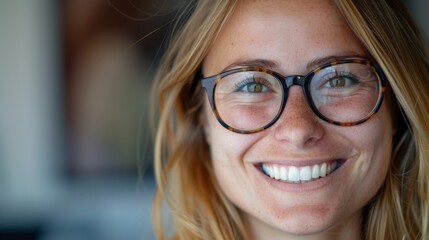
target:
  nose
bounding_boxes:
[273,86,325,148]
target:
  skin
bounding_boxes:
[202,0,394,239]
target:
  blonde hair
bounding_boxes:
[151,0,429,239]
[335,1,429,239]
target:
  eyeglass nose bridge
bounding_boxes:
[284,75,306,88]
[278,75,312,119]
[274,75,313,125]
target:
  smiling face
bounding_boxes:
[202,0,393,239]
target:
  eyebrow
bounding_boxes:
[306,52,369,69]
[222,52,369,73]
[222,59,279,72]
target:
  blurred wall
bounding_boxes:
[0,0,176,239]
[404,0,429,39]
[0,0,63,229]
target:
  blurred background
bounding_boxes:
[0,0,185,239]
[0,0,427,240]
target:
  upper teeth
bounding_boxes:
[262,161,338,183]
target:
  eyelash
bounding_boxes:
[317,72,359,87]
[234,77,272,92]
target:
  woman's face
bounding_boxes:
[202,0,393,239]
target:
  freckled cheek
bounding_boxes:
[343,109,392,156]
[209,129,259,167]
[353,144,391,208]
[206,122,260,207]
[366,126,392,175]
[343,115,393,185]
[204,103,260,166]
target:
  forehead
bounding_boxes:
[203,0,368,75]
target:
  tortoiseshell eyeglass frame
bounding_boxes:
[200,58,387,134]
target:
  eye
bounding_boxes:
[235,77,271,93]
[244,82,267,92]
[328,77,346,87]
[321,74,358,88]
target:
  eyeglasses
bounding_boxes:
[200,58,387,134]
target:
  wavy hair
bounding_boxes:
[151,0,429,239]
[335,0,429,239]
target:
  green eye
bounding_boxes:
[246,83,266,92]
[329,77,346,87]
[234,77,271,93]
[321,75,358,88]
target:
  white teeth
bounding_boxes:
[280,167,287,181]
[320,163,327,177]
[273,165,280,180]
[262,164,268,173]
[262,161,340,183]
[300,166,312,181]
[312,164,320,178]
[288,166,300,182]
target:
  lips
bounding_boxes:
[260,160,344,183]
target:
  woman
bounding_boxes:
[151,0,429,239]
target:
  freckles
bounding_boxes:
[346,119,387,150]
[268,204,330,230]
[210,129,259,167]
[285,205,329,217]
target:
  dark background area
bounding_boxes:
[0,0,427,239]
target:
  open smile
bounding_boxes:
[259,160,345,183]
